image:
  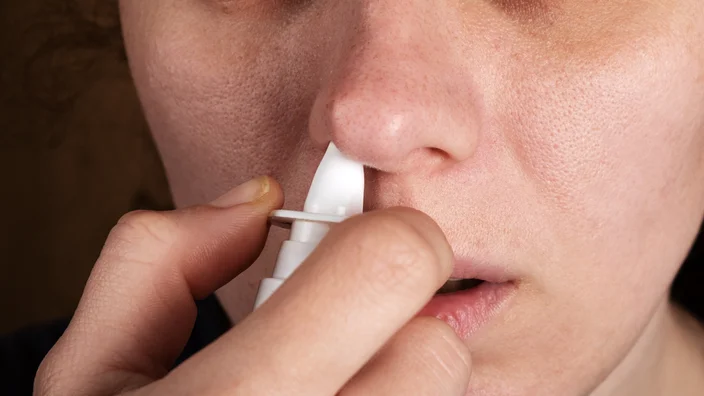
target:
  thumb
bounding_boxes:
[35,176,283,396]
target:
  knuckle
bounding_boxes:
[34,353,66,396]
[104,210,179,261]
[115,210,177,245]
[411,317,465,351]
[33,364,53,396]
[350,212,444,294]
[409,317,472,384]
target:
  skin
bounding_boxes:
[36,181,470,395]
[40,0,704,395]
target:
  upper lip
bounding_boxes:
[362,196,518,284]
[450,258,515,283]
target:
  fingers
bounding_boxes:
[35,177,283,396]
[340,317,471,396]
[158,207,454,396]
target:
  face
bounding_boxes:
[119,1,704,394]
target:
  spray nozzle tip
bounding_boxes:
[303,143,365,217]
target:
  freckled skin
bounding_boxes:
[118,1,704,395]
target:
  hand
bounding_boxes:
[35,176,471,396]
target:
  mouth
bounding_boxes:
[435,278,484,294]
[418,263,517,339]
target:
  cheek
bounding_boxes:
[507,31,704,300]
[121,4,323,205]
[470,34,704,391]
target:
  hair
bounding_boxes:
[671,224,704,322]
[16,0,124,148]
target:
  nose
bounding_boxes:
[308,1,482,174]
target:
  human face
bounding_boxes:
[119,1,704,394]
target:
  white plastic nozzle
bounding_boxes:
[254,143,364,309]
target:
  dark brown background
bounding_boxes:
[0,0,172,334]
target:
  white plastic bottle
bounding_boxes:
[254,143,365,308]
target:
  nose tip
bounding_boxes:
[309,80,479,173]
[310,92,418,171]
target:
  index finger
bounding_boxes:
[162,207,454,396]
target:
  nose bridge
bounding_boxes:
[308,0,480,173]
[327,0,453,86]
[359,0,442,55]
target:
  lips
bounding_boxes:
[418,259,517,339]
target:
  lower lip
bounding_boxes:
[417,281,516,339]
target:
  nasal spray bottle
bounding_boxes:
[254,143,365,308]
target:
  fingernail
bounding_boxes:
[211,176,270,208]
